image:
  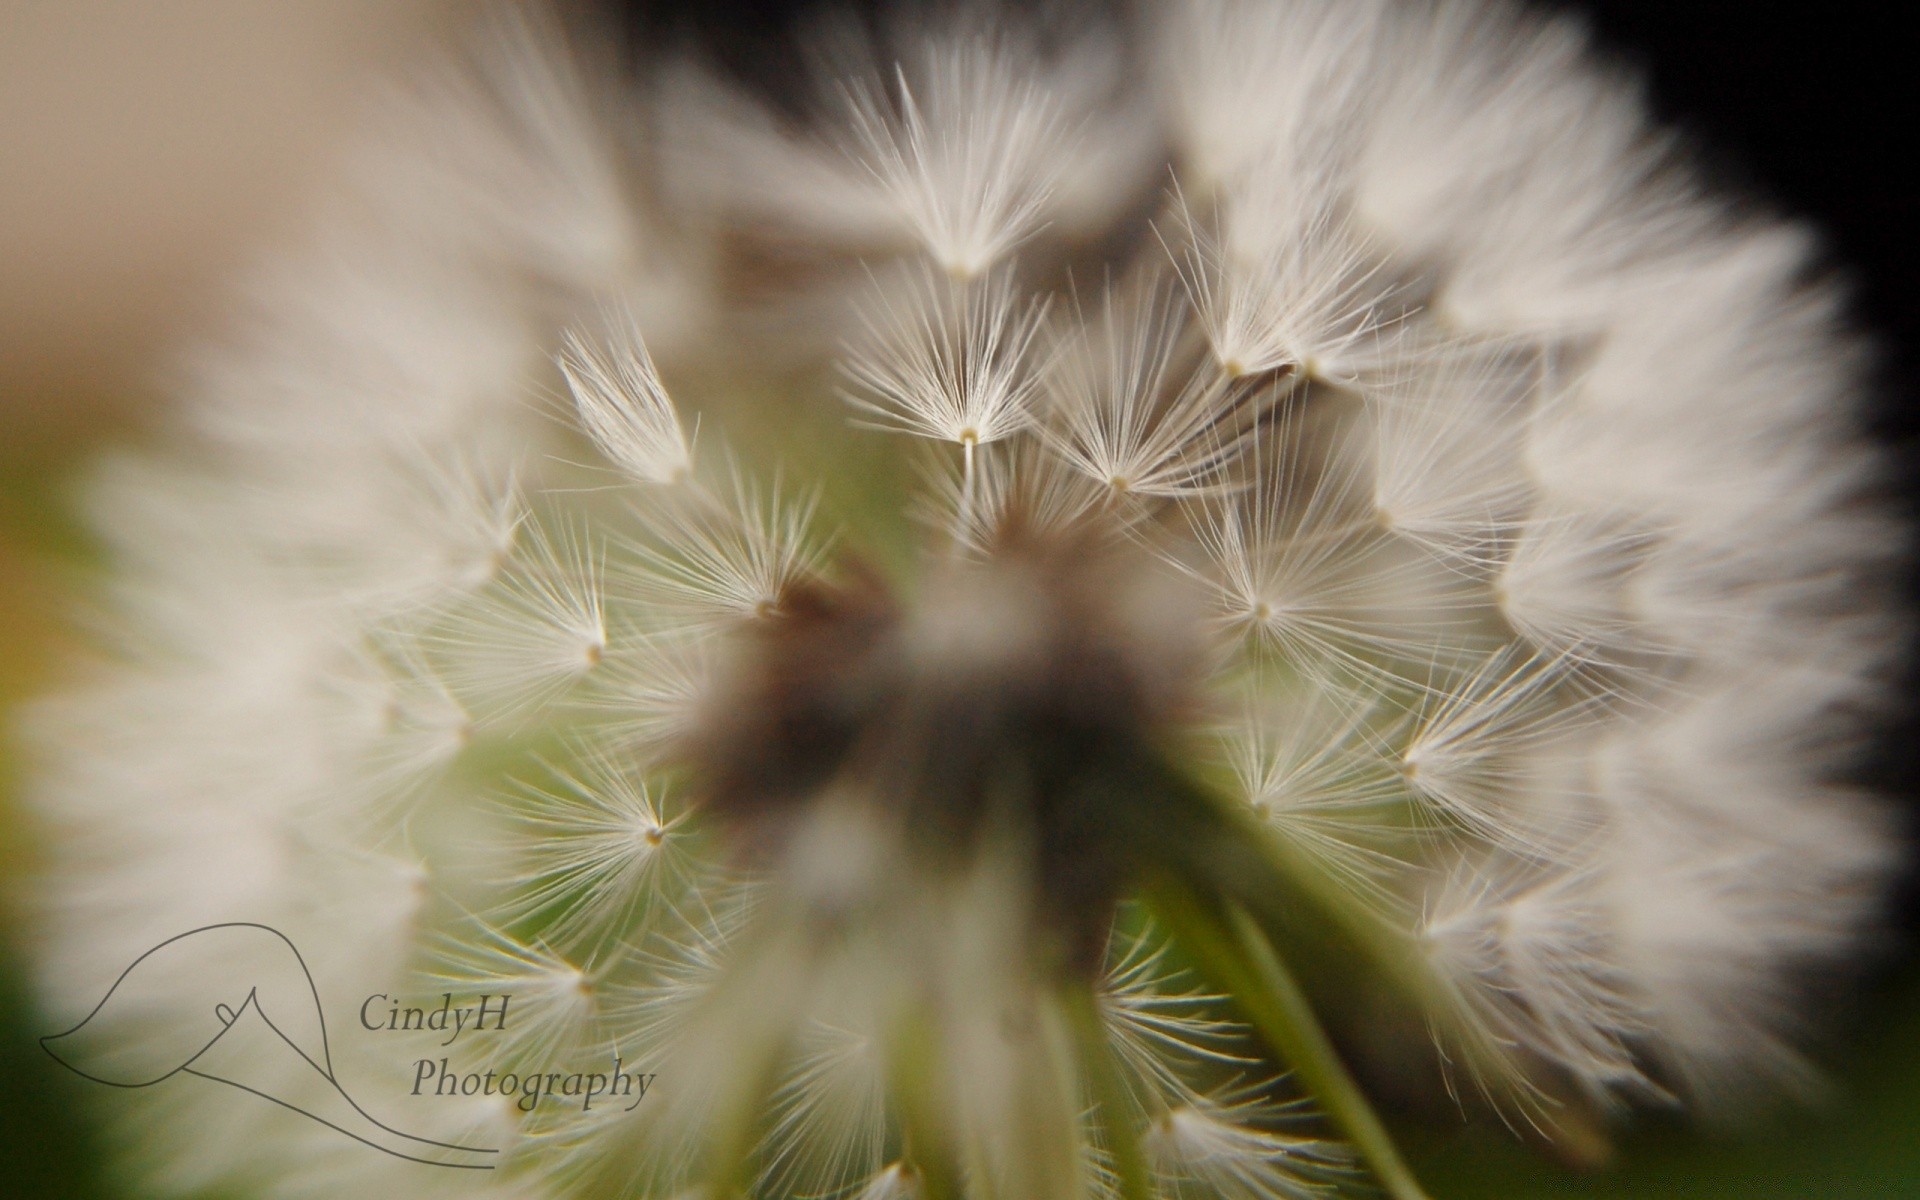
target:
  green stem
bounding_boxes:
[1145,873,1433,1200]
[1058,982,1154,1200]
[1127,755,1534,1133]
[703,1031,789,1200]
[888,1005,963,1200]
[702,921,820,1200]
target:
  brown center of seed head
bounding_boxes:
[687,526,1208,968]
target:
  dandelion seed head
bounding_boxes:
[23,1,1903,1197]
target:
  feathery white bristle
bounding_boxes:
[1145,1090,1354,1200]
[577,634,715,759]
[1361,343,1537,567]
[1039,273,1265,499]
[841,34,1071,278]
[1397,650,1595,852]
[615,469,827,629]
[425,918,604,1069]
[921,434,1116,556]
[1495,506,1654,667]
[1099,919,1252,1105]
[1171,170,1398,383]
[346,635,474,804]
[1220,686,1412,902]
[843,263,1050,450]
[431,518,609,722]
[1423,856,1652,1106]
[1179,410,1491,685]
[853,1162,923,1200]
[758,1013,890,1199]
[1157,0,1385,189]
[559,315,694,486]
[498,746,701,953]
[373,3,642,289]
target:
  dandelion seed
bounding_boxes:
[842,35,1071,278]
[1171,171,1399,383]
[1039,272,1269,500]
[1157,0,1384,189]
[498,747,702,952]
[758,1016,890,1199]
[559,313,694,486]
[842,262,1050,450]
[1220,687,1412,902]
[1361,342,1538,568]
[614,468,828,629]
[345,634,474,805]
[1495,506,1656,668]
[430,518,609,722]
[1422,854,1655,1107]
[1397,650,1597,853]
[856,1162,925,1199]
[576,633,715,759]
[425,918,605,1069]
[921,435,1115,556]
[1099,920,1253,1105]
[1177,407,1491,686]
[1145,1090,1355,1200]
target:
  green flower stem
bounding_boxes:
[1059,981,1154,1200]
[1145,872,1434,1200]
[1124,754,1542,1131]
[888,1005,963,1200]
[703,921,822,1200]
[703,1031,791,1200]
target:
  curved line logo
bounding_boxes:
[41,923,499,1170]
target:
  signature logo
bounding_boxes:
[41,923,499,1170]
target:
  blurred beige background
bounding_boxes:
[0,0,467,460]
